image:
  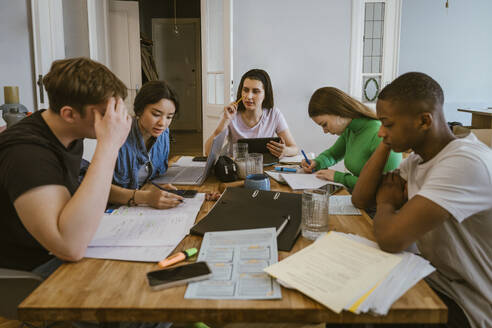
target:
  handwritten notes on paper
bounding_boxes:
[85,193,205,261]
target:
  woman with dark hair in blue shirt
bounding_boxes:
[108,80,184,209]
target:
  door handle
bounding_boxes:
[37,74,44,103]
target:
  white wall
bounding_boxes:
[233,0,352,161]
[0,0,35,111]
[399,0,492,125]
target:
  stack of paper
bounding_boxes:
[85,193,205,262]
[264,232,434,316]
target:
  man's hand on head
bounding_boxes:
[94,97,131,150]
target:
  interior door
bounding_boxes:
[152,19,201,131]
[30,0,65,110]
[108,0,142,114]
[200,0,233,153]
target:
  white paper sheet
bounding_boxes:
[341,233,435,315]
[84,245,175,262]
[185,228,282,300]
[281,173,344,190]
[264,232,401,313]
[89,194,205,247]
[329,195,361,215]
[279,152,315,164]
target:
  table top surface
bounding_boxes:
[18,157,447,325]
[458,108,492,116]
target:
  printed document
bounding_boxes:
[340,233,435,315]
[281,173,344,190]
[185,228,281,300]
[264,232,401,313]
[329,195,361,215]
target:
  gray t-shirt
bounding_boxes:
[399,133,492,328]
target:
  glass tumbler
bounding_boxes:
[233,142,248,160]
[301,189,330,240]
[246,153,263,175]
[236,157,248,179]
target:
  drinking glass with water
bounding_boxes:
[301,189,329,240]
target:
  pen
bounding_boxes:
[150,181,184,202]
[274,167,297,173]
[301,150,311,165]
[276,215,291,237]
[158,248,198,268]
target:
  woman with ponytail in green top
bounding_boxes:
[301,87,401,190]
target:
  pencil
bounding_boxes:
[233,98,242,105]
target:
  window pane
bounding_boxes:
[363,57,372,74]
[372,39,381,56]
[207,73,216,104]
[364,21,373,38]
[362,76,381,103]
[374,3,383,21]
[207,0,224,72]
[215,73,225,105]
[364,38,373,57]
[365,3,374,20]
[373,21,383,38]
[371,56,381,73]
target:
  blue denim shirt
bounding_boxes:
[113,118,169,189]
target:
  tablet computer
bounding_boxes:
[237,137,281,165]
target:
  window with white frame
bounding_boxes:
[362,2,384,103]
[349,0,401,107]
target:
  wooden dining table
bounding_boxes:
[18,157,447,326]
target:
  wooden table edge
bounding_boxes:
[18,306,447,324]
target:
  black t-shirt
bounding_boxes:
[0,110,83,270]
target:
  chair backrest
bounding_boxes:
[0,268,43,319]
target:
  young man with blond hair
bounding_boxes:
[0,57,131,274]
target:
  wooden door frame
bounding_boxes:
[151,18,202,132]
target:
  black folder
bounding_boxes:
[191,187,301,251]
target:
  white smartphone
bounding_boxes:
[146,261,212,291]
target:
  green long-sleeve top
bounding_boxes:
[314,117,402,189]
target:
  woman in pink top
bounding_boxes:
[204,69,298,157]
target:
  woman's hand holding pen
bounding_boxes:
[143,184,183,209]
[223,100,239,121]
[301,159,318,173]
